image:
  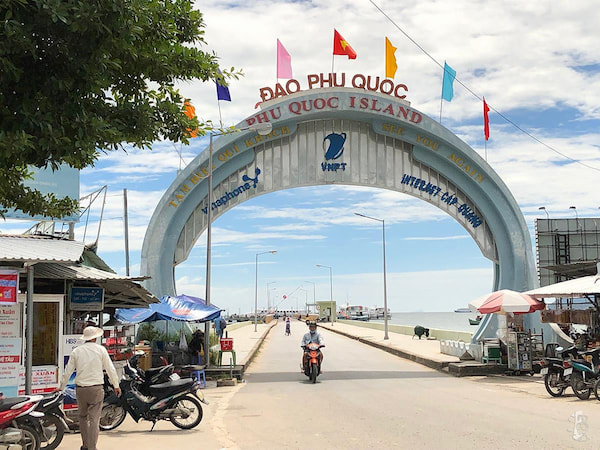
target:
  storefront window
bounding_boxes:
[33,302,59,366]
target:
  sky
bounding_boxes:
[3,0,600,313]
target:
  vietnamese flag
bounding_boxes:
[483,97,490,141]
[333,29,357,59]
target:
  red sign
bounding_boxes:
[0,270,18,304]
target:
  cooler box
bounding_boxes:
[220,338,234,351]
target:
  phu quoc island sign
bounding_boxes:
[141,83,555,344]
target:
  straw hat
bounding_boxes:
[81,326,103,341]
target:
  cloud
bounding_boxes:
[403,235,470,241]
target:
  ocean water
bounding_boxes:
[370,311,481,332]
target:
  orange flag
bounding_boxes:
[184,101,198,138]
[333,29,357,60]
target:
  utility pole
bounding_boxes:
[123,189,130,276]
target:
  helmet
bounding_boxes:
[307,320,317,327]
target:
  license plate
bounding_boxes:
[169,373,181,381]
[564,368,573,376]
[540,367,548,375]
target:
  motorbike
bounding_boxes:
[0,395,44,450]
[124,353,174,396]
[99,355,207,431]
[285,322,291,336]
[570,347,600,400]
[539,346,579,397]
[302,343,325,383]
[31,391,69,450]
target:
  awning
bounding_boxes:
[0,235,84,263]
[542,261,598,278]
[526,275,600,298]
[34,262,158,308]
[115,294,222,324]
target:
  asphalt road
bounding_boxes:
[221,321,600,449]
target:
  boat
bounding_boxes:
[469,316,482,325]
[338,304,370,321]
[454,308,472,313]
[374,307,392,319]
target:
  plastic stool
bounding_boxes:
[190,355,206,388]
[217,350,236,366]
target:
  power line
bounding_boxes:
[369,0,600,172]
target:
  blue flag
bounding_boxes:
[216,79,231,102]
[441,62,456,102]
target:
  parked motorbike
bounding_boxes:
[125,353,175,396]
[302,343,325,383]
[0,395,44,450]
[539,346,579,397]
[99,355,207,431]
[31,391,69,450]
[570,347,600,400]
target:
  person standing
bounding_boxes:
[59,326,121,450]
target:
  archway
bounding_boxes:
[141,88,542,342]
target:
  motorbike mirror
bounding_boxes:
[556,347,564,352]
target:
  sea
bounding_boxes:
[370,311,481,332]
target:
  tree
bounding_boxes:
[0,0,238,218]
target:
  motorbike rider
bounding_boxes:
[301,321,324,370]
[285,317,291,335]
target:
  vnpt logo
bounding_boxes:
[322,132,347,172]
[323,132,346,160]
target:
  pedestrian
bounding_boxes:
[59,326,121,450]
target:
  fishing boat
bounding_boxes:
[338,305,370,321]
[469,316,482,325]
[454,307,472,313]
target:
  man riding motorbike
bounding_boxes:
[301,321,324,372]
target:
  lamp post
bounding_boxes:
[304,280,316,315]
[299,288,308,316]
[204,122,273,362]
[255,251,277,331]
[538,206,549,219]
[316,264,334,325]
[355,212,389,340]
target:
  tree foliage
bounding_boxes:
[0,0,238,218]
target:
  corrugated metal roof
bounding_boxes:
[0,235,85,262]
[34,263,148,282]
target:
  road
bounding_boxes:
[61,321,600,449]
[219,321,600,449]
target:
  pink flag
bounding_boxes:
[277,39,292,79]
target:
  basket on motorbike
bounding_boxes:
[220,338,233,351]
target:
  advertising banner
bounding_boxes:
[17,366,59,395]
[0,270,18,305]
[70,287,104,311]
[0,338,22,398]
[62,335,85,410]
[0,305,20,338]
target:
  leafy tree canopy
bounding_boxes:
[0,0,239,218]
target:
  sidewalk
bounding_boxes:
[219,321,276,367]
[319,321,460,370]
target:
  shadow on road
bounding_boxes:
[245,370,447,383]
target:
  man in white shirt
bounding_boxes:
[59,326,121,450]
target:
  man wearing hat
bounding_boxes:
[59,326,121,450]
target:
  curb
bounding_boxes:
[320,324,450,372]
[240,321,277,370]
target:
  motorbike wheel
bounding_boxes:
[310,363,318,383]
[593,378,600,401]
[170,395,203,430]
[39,413,65,450]
[544,373,565,397]
[99,404,127,431]
[18,423,41,450]
[571,372,591,400]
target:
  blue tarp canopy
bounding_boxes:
[115,294,222,324]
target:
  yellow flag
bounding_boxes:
[385,37,397,78]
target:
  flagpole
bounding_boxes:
[331,54,335,78]
[439,63,444,124]
[217,100,223,129]
[485,141,487,161]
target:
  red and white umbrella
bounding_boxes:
[475,289,545,315]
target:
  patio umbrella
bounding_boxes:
[476,289,545,315]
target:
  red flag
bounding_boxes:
[333,29,357,59]
[483,97,490,141]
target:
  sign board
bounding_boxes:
[0,270,18,305]
[5,163,80,221]
[18,366,59,395]
[0,305,20,338]
[0,338,22,398]
[62,335,85,410]
[70,287,104,311]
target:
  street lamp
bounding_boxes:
[255,250,277,331]
[355,212,389,340]
[204,122,273,361]
[299,288,308,316]
[538,206,549,219]
[304,280,316,315]
[316,264,334,326]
